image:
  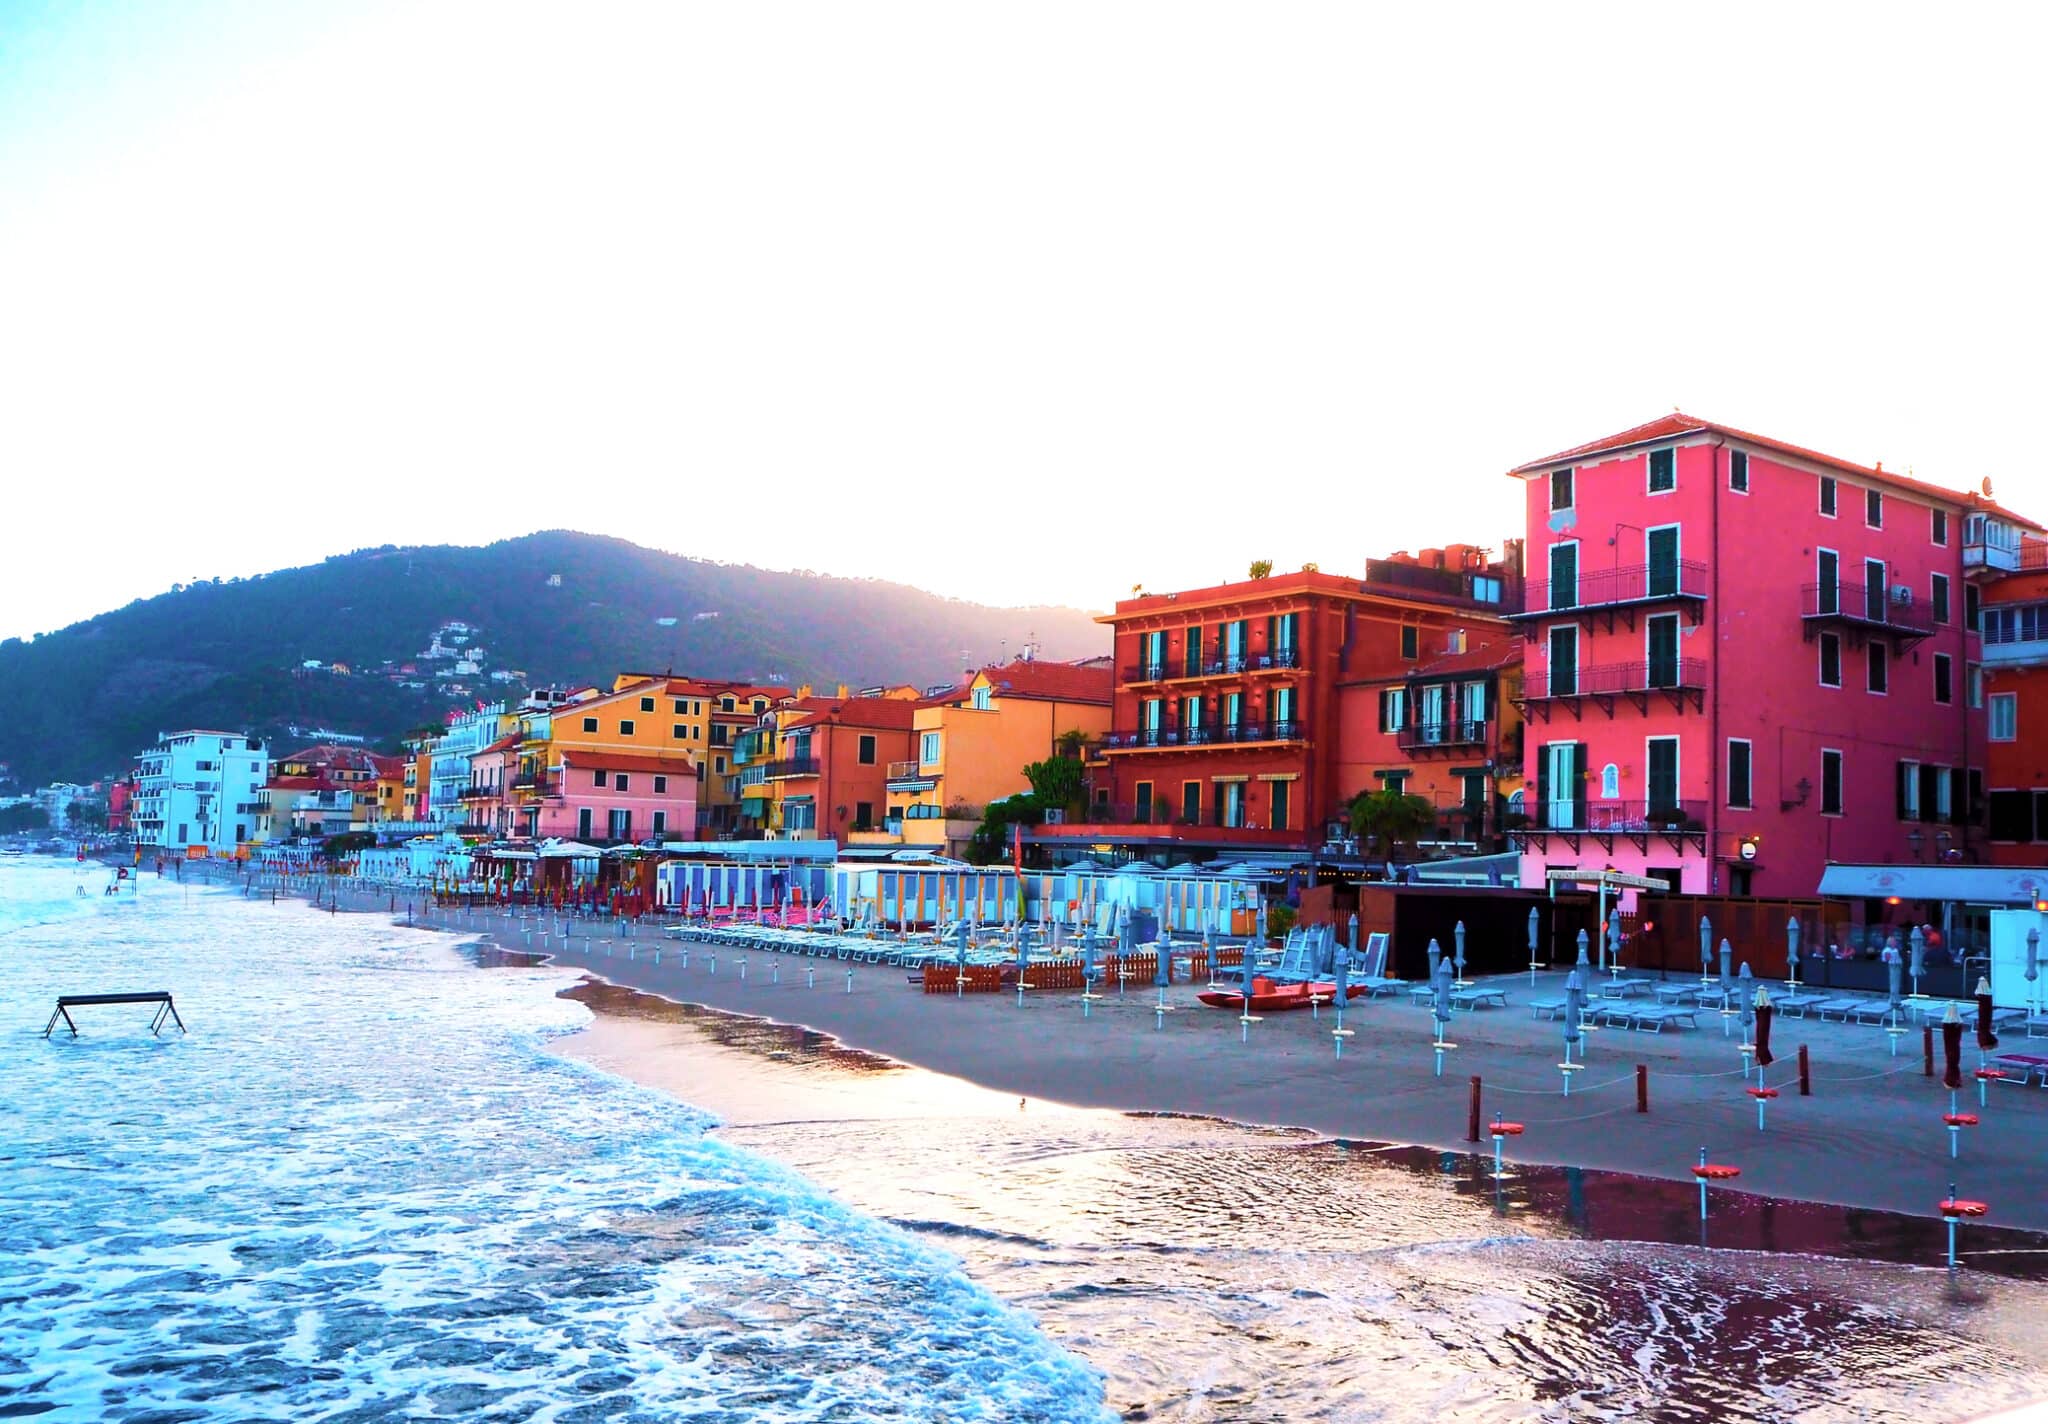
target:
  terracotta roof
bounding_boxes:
[557,750,699,775]
[1411,639,1523,679]
[778,696,922,732]
[476,734,521,756]
[368,754,407,777]
[263,775,330,792]
[1508,413,2044,530]
[975,658,1114,705]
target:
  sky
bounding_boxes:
[3,1,2046,640]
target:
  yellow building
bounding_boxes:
[601,675,788,837]
[883,659,1113,858]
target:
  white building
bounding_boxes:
[132,730,268,854]
[427,703,507,827]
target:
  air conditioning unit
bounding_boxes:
[1042,809,1064,824]
[1892,585,1914,604]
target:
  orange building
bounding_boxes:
[883,658,1113,857]
[756,688,922,840]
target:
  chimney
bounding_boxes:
[836,684,849,700]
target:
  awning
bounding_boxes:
[1544,867,1669,892]
[1816,863,2048,905]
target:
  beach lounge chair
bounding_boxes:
[1530,997,1566,1020]
[1629,1004,1699,1032]
[1990,1052,2048,1087]
[1810,997,1865,1021]
[1850,1000,1903,1025]
[1598,977,1653,1000]
[1450,985,1509,1010]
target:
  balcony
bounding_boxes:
[458,785,495,802]
[1102,719,1306,751]
[764,756,820,780]
[1028,803,1304,846]
[886,759,939,789]
[1396,718,1489,755]
[1519,658,1709,719]
[1123,649,1303,686]
[1962,520,2032,578]
[1508,798,1708,854]
[1800,581,1934,646]
[1509,561,1708,633]
[511,774,559,800]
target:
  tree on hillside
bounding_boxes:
[0,803,50,835]
[65,800,107,830]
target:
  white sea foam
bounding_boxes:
[0,858,1112,1422]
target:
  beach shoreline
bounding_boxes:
[193,870,2048,1233]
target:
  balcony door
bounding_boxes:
[1219,781,1245,828]
[1646,614,1680,689]
[1419,684,1446,742]
[1549,541,1579,610]
[1542,742,1581,830]
[1222,691,1242,735]
[1224,620,1247,670]
[1184,626,1203,677]
[1547,625,1579,697]
[1647,525,1680,598]
[1647,737,1680,817]
[1864,558,1887,623]
[1816,549,1839,615]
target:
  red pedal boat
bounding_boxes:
[1197,977,1363,1012]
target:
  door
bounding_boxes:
[1549,542,1579,610]
[1864,558,1887,623]
[1646,614,1680,689]
[1548,625,1579,697]
[1225,620,1247,669]
[1544,743,1578,829]
[1222,691,1242,734]
[1419,684,1446,741]
[1185,626,1203,677]
[1220,781,1245,828]
[1647,737,1680,819]
[1182,782,1201,825]
[1269,779,1290,831]
[1647,526,1680,598]
[1817,549,1839,614]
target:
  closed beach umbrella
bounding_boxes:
[1700,916,1713,978]
[1081,931,1096,989]
[1432,956,1453,1040]
[1575,929,1591,968]
[1976,977,1999,1050]
[1155,934,1171,991]
[1241,935,1256,1005]
[1786,916,1802,985]
[1563,969,1584,1055]
[1257,899,1269,943]
[1016,930,1030,984]
[1427,937,1443,980]
[1608,915,1624,969]
[1753,988,1776,1068]
[1942,1003,1965,1089]
[1334,943,1351,1008]
[1738,963,1756,1036]
[1719,937,1733,990]
[1454,922,1468,981]
[1528,907,1540,963]
[1349,913,1360,957]
[1909,927,1926,987]
[1884,946,1902,1013]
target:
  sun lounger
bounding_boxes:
[1450,986,1509,1010]
[1530,997,1566,1019]
[1809,997,1866,1021]
[1990,1052,2048,1087]
[1630,1004,1699,1032]
[1654,982,1709,1005]
[2028,1014,2048,1040]
[1599,977,1653,1000]
[1770,991,1824,1018]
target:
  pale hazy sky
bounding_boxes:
[4,2,2045,640]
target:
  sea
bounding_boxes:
[5,854,2048,1423]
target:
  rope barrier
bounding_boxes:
[1488,1072,1639,1096]
[1810,1064,1922,1084]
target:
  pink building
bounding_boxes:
[537,750,697,846]
[1506,413,2040,898]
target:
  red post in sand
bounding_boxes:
[1798,1045,1811,1096]
[1466,1076,1482,1143]
[1636,1063,1648,1113]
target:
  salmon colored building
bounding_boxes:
[880,657,1114,857]
[1979,541,2048,864]
[510,679,701,843]
[1507,413,2041,898]
[751,688,921,840]
[1031,548,1521,864]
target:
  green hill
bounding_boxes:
[0,530,1107,785]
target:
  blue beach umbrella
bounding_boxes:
[1432,956,1454,1041]
[1607,915,1623,970]
[1155,934,1171,993]
[1786,915,1803,986]
[1241,935,1256,1005]
[1884,944,1902,1013]
[1349,914,1360,958]
[1453,922,1468,981]
[1719,937,1733,990]
[1575,929,1591,968]
[1563,969,1584,1056]
[1738,963,1756,1036]
[1909,927,1926,992]
[1527,907,1540,963]
[1081,931,1097,989]
[1333,942,1351,1014]
[1427,937,1443,980]
[1699,916,1713,978]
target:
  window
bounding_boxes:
[1966,583,1981,631]
[614,773,629,791]
[1821,750,1844,816]
[577,808,594,840]
[1865,487,1883,529]
[1646,525,1680,597]
[674,698,687,715]
[1379,688,1407,732]
[1819,475,1837,517]
[1991,691,2018,740]
[1815,548,1839,614]
[920,731,943,764]
[971,685,992,711]
[1990,790,2030,842]
[1182,781,1201,825]
[1934,654,1953,705]
[619,720,636,735]
[1863,558,1887,622]
[640,697,655,713]
[1462,679,1487,724]
[1932,573,1950,625]
[582,717,599,733]
[721,697,736,712]
[1550,467,1574,511]
[1867,645,1888,694]
[1646,614,1680,689]
[752,699,767,714]
[1401,626,1418,660]
[1218,781,1246,828]
[1932,508,1948,546]
[1380,770,1409,795]
[714,756,726,773]
[857,734,877,765]
[1134,781,1154,822]
[1729,450,1749,493]
[592,769,607,788]
[608,809,631,841]
[1819,632,1841,687]
[1184,625,1204,677]
[1969,664,1984,709]
[1269,779,1291,830]
[1271,686,1297,729]
[1727,739,1752,809]
[854,801,873,830]
[673,724,688,739]
[1646,737,1680,815]
[653,775,668,793]
[1648,447,1676,493]
[1898,760,1920,820]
